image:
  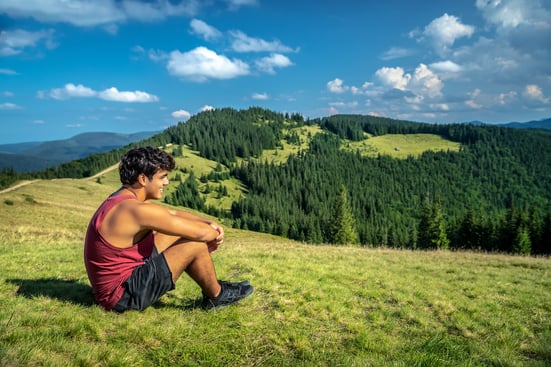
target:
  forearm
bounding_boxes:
[169,208,214,224]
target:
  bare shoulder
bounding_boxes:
[125,199,172,221]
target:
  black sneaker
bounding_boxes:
[218,279,250,287]
[202,281,254,311]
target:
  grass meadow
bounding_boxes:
[0,166,550,366]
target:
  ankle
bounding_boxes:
[209,283,222,299]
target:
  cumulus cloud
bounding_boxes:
[230,30,294,53]
[255,53,293,74]
[172,109,191,120]
[0,28,56,56]
[48,83,96,99]
[421,13,474,55]
[201,105,215,112]
[327,78,348,93]
[0,0,198,27]
[325,0,550,122]
[167,46,250,82]
[524,84,550,103]
[41,83,159,102]
[252,92,268,100]
[190,19,222,41]
[409,64,443,98]
[476,0,533,28]
[99,87,159,102]
[429,60,462,73]
[375,67,410,90]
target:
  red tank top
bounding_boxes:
[84,194,155,310]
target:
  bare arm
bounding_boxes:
[167,207,225,244]
[132,201,220,242]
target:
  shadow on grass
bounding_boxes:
[151,293,204,311]
[7,278,95,306]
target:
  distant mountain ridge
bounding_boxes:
[465,118,551,130]
[0,131,159,172]
[501,117,551,130]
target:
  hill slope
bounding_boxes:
[0,175,549,366]
[2,108,550,254]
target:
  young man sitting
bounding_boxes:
[84,146,253,312]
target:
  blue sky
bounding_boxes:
[1,0,550,144]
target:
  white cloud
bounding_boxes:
[498,91,518,105]
[410,64,443,98]
[148,48,168,62]
[252,93,268,100]
[49,83,96,100]
[190,19,222,41]
[230,30,294,53]
[0,28,56,56]
[0,0,198,27]
[524,84,550,103]
[429,60,462,73]
[375,64,443,99]
[327,78,348,93]
[329,101,358,108]
[99,87,159,102]
[375,67,410,90]
[476,0,532,28]
[0,0,125,27]
[225,0,258,9]
[429,103,449,111]
[0,102,20,110]
[422,13,475,55]
[172,109,191,120]
[328,106,339,115]
[380,47,415,60]
[466,88,482,109]
[43,83,159,102]
[0,68,18,75]
[255,53,293,74]
[167,46,250,82]
[201,105,215,112]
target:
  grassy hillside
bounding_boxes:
[164,127,462,211]
[0,174,550,366]
[343,133,460,158]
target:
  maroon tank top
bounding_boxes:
[84,194,154,310]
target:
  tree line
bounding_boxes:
[166,109,551,255]
[2,107,550,254]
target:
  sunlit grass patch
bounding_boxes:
[0,174,550,366]
[344,133,461,158]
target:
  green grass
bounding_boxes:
[343,133,461,158]
[0,176,550,366]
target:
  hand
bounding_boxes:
[207,222,224,253]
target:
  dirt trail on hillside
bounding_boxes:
[0,163,119,195]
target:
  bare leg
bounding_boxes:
[155,233,221,298]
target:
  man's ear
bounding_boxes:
[137,173,148,186]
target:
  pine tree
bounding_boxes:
[417,194,449,249]
[327,185,360,245]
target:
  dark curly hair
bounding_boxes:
[119,146,176,185]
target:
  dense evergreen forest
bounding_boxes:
[2,107,550,255]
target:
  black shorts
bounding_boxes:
[113,247,174,312]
